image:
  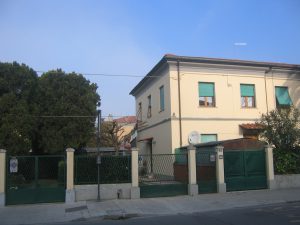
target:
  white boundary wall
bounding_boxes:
[75,184,132,201]
[274,174,300,189]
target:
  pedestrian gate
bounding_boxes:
[224,150,267,192]
[6,155,65,205]
[139,153,188,198]
[196,150,217,194]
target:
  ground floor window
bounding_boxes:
[200,134,217,143]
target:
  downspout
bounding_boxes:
[264,67,272,113]
[177,60,183,147]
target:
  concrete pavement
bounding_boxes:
[1,188,300,225]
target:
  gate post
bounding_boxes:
[130,148,140,199]
[265,145,275,189]
[215,146,226,193]
[0,149,6,206]
[187,144,198,196]
[66,148,75,203]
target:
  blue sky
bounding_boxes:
[1,0,299,117]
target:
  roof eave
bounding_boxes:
[129,57,168,96]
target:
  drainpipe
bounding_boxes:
[177,60,183,147]
[264,67,272,113]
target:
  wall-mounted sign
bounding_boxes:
[10,158,18,173]
[210,154,216,162]
[219,155,223,159]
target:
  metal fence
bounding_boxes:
[74,153,131,185]
[139,153,188,198]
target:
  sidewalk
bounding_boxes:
[1,188,300,225]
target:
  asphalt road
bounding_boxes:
[48,201,300,225]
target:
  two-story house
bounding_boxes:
[130,54,300,155]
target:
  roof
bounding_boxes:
[240,123,264,130]
[114,116,137,124]
[130,54,300,96]
[192,138,267,150]
[179,138,266,149]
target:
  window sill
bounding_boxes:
[241,107,257,109]
[198,106,217,108]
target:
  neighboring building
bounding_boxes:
[129,54,300,154]
[114,116,137,150]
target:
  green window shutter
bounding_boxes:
[199,83,214,97]
[240,84,255,97]
[201,134,217,143]
[275,87,292,105]
[160,86,165,111]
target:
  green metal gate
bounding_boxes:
[139,153,188,198]
[6,155,66,205]
[224,150,267,192]
[196,150,217,194]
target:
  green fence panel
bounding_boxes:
[139,153,188,198]
[75,154,131,185]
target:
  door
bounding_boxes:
[224,150,267,192]
[196,150,217,194]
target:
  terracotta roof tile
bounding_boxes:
[114,116,137,124]
[240,123,263,130]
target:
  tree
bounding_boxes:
[100,121,125,155]
[0,62,38,155]
[259,106,300,151]
[258,107,300,174]
[33,70,100,154]
[0,62,100,155]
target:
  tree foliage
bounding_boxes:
[0,62,100,155]
[259,106,300,151]
[258,107,300,174]
[0,62,38,155]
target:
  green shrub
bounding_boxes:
[273,149,300,174]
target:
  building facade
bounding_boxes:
[130,55,300,155]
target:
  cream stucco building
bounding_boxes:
[130,55,300,155]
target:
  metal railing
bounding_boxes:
[74,153,131,185]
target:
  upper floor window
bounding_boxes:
[201,134,217,143]
[147,95,152,118]
[159,86,165,111]
[240,84,255,108]
[138,102,142,121]
[275,86,292,108]
[198,82,215,107]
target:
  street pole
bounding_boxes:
[97,100,101,201]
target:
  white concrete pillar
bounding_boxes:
[130,148,140,199]
[215,146,226,193]
[265,145,275,189]
[65,148,75,203]
[187,144,198,195]
[0,149,6,206]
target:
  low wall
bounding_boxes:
[274,174,300,189]
[75,183,132,201]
